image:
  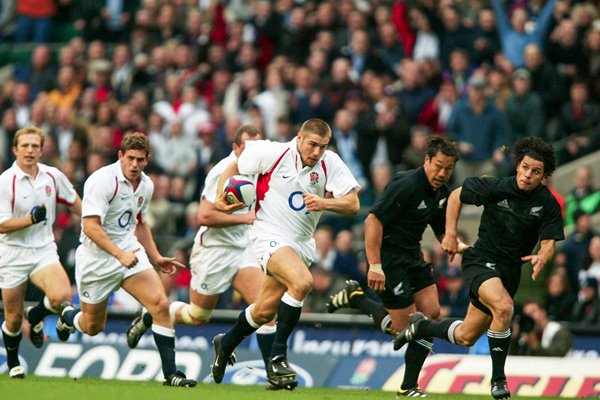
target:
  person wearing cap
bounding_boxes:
[446,74,509,185]
[505,68,545,142]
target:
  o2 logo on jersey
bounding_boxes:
[118,210,132,229]
[288,191,306,212]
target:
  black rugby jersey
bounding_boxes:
[461,176,564,265]
[370,166,448,253]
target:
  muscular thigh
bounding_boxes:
[122,268,168,308]
[0,243,60,289]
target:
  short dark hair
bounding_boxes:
[425,135,459,160]
[513,136,557,176]
[120,132,150,156]
[234,124,263,145]
[299,118,332,139]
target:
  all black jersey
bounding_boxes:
[370,167,448,254]
[461,176,565,265]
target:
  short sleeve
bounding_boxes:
[323,152,360,197]
[370,176,409,225]
[238,140,287,175]
[137,178,154,224]
[51,168,77,205]
[539,195,565,241]
[82,171,114,223]
[460,177,498,206]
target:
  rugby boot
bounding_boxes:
[211,333,237,384]
[327,280,364,313]
[393,312,427,351]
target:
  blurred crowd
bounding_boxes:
[0,0,599,324]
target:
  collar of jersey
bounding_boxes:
[112,160,148,184]
[13,161,47,180]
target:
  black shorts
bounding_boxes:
[379,250,435,309]
[461,248,521,316]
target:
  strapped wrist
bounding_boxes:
[369,263,383,274]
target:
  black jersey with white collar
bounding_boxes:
[370,166,448,254]
[461,176,564,265]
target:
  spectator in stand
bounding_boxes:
[289,66,333,125]
[14,0,56,43]
[555,211,598,291]
[509,298,573,357]
[401,125,431,171]
[409,7,439,63]
[443,49,473,96]
[544,270,576,322]
[376,22,405,77]
[332,229,364,284]
[571,277,600,324]
[472,7,501,66]
[486,66,512,113]
[438,6,475,71]
[523,43,566,131]
[439,267,470,319]
[330,108,368,190]
[556,80,600,164]
[397,59,436,125]
[343,29,391,81]
[582,22,600,102]
[153,120,197,178]
[564,166,600,226]
[491,0,557,68]
[13,45,56,102]
[578,235,600,288]
[10,83,31,129]
[47,66,82,112]
[446,74,509,184]
[548,18,584,84]
[504,68,545,142]
[417,78,459,135]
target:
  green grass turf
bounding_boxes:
[0,376,573,400]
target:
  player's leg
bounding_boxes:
[393,284,439,396]
[212,274,285,384]
[1,283,27,378]
[232,266,275,370]
[122,269,196,387]
[476,277,513,399]
[27,263,72,347]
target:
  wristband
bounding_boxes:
[369,263,383,274]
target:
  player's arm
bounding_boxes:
[214,160,247,213]
[198,197,255,227]
[135,221,186,274]
[302,189,360,215]
[83,215,139,268]
[364,213,385,292]
[0,209,46,233]
[522,239,555,281]
[68,195,82,217]
[441,187,463,259]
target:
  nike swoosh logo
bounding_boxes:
[282,175,290,179]
[23,194,31,199]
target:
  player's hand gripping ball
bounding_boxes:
[224,175,256,206]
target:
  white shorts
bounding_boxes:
[0,242,60,289]
[189,244,260,295]
[75,243,153,304]
[250,229,315,272]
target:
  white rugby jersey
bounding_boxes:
[195,151,253,248]
[80,160,153,251]
[238,138,360,238]
[0,162,77,248]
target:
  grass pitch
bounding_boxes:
[0,376,570,400]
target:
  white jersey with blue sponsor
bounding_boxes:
[79,161,153,251]
[195,151,253,248]
[238,138,360,239]
[0,162,77,248]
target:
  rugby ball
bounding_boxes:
[224,175,256,206]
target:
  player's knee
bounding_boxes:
[148,296,171,316]
[253,307,276,325]
[47,292,71,310]
[85,321,105,336]
[492,299,514,324]
[4,316,22,333]
[185,304,212,325]
[289,276,313,298]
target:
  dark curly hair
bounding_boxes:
[513,136,557,176]
[425,135,460,161]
